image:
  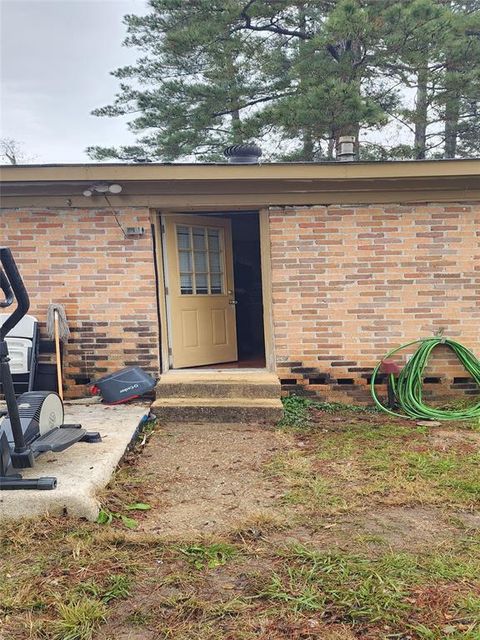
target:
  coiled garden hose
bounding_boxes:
[371,337,480,421]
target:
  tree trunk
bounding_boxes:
[327,134,335,160]
[353,123,360,159]
[298,3,315,161]
[444,61,459,158]
[414,66,428,159]
[231,109,243,143]
[444,97,459,159]
[302,130,314,161]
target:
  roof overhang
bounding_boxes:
[1,159,479,209]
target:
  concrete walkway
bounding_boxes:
[0,401,150,522]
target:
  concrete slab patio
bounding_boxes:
[0,401,150,522]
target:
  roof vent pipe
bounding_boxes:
[224,143,262,164]
[336,136,356,162]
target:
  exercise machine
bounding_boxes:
[0,312,39,394]
[0,247,101,490]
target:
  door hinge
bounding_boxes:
[161,224,166,234]
[165,286,169,295]
[168,347,172,356]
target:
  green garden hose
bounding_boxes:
[371,337,480,421]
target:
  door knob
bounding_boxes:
[229,299,238,305]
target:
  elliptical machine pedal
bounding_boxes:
[0,247,101,491]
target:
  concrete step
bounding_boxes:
[150,397,284,424]
[156,371,281,400]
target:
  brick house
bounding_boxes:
[0,159,479,414]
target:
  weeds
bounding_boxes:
[51,597,107,640]
[96,508,139,529]
[312,401,378,414]
[75,574,131,603]
[96,502,152,530]
[279,396,312,428]
[178,542,238,570]
[259,543,480,634]
[279,395,378,430]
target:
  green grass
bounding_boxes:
[405,451,480,500]
[259,542,480,634]
[360,445,480,505]
[51,597,107,640]
[279,395,378,429]
[275,416,480,510]
[278,395,312,428]
[2,406,479,640]
[75,574,131,603]
[266,449,348,511]
[177,542,238,570]
[456,593,480,622]
[263,545,414,621]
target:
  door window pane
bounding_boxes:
[194,251,208,273]
[210,273,222,294]
[193,227,206,251]
[180,273,193,295]
[195,273,208,294]
[176,223,225,295]
[209,252,221,273]
[208,230,220,251]
[177,226,191,249]
[179,251,192,273]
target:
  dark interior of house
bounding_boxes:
[230,212,265,367]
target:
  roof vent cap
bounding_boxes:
[336,136,356,162]
[224,143,262,164]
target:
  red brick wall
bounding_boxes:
[2,202,479,404]
[270,202,480,403]
[0,208,159,398]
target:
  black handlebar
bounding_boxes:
[0,247,30,341]
[0,269,14,308]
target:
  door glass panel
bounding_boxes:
[192,227,206,251]
[209,252,221,273]
[208,230,220,251]
[178,251,192,273]
[194,251,208,273]
[180,273,193,295]
[195,273,208,294]
[176,223,225,295]
[177,226,191,249]
[210,273,222,294]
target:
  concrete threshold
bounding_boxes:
[0,401,150,522]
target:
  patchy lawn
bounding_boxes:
[1,399,479,640]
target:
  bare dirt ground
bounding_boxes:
[130,422,288,537]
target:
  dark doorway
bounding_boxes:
[230,212,265,367]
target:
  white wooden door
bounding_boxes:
[164,215,238,368]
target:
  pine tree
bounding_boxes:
[381,0,480,159]
[437,1,480,158]
[88,0,480,162]
[88,1,271,161]
[238,0,394,160]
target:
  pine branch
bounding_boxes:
[212,91,295,117]
[234,0,311,39]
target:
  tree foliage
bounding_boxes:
[0,138,33,165]
[87,0,480,162]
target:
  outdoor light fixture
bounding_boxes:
[82,183,123,197]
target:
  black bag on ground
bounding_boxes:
[92,367,156,404]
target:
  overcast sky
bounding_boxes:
[1,0,147,164]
